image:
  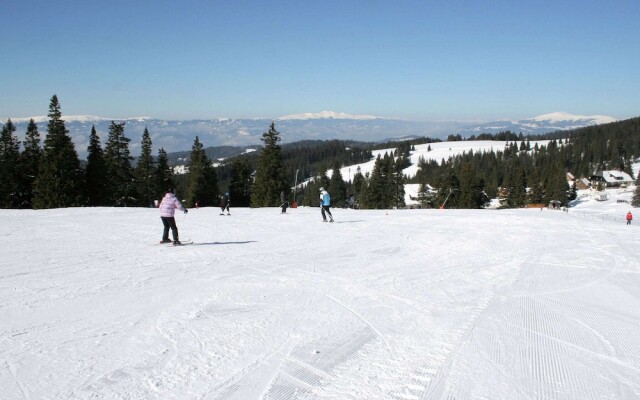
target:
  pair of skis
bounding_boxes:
[158,240,193,246]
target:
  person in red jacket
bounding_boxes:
[626,211,633,225]
[159,188,188,244]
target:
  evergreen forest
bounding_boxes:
[2,95,640,210]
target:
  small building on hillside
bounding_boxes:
[575,178,591,190]
[566,172,592,190]
[590,170,634,188]
[548,200,562,209]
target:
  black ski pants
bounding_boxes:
[321,205,333,221]
[161,216,179,241]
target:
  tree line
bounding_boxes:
[291,150,408,209]
[3,95,640,210]
[0,94,409,211]
[0,95,219,209]
[0,96,296,210]
[276,118,640,210]
[218,123,405,209]
[409,118,640,209]
[411,140,572,209]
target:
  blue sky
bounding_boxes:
[2,0,639,121]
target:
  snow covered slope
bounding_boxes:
[336,140,554,181]
[331,140,553,206]
[2,204,639,399]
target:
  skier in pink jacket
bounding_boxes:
[159,188,188,244]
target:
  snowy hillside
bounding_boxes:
[329,140,552,206]
[2,201,639,399]
[335,140,551,180]
[331,142,640,209]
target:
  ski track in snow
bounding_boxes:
[419,213,640,400]
[1,206,640,399]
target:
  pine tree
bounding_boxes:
[134,128,155,207]
[351,166,367,208]
[568,181,578,202]
[252,122,288,207]
[185,136,218,207]
[302,180,320,207]
[104,122,134,206]
[632,174,640,207]
[546,169,570,206]
[382,154,396,207]
[302,166,329,207]
[542,148,570,206]
[436,165,460,208]
[392,156,406,208]
[511,166,527,207]
[361,153,398,209]
[33,95,83,209]
[417,182,435,208]
[317,165,331,191]
[329,161,346,207]
[85,125,109,206]
[16,119,41,208]
[458,162,483,208]
[228,157,253,207]
[519,141,527,152]
[364,154,386,208]
[624,158,634,180]
[0,119,21,208]
[155,148,174,200]
[527,167,545,205]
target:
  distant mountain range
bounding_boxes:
[6,111,617,159]
[452,112,617,137]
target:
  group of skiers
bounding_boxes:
[160,188,635,244]
[159,187,336,244]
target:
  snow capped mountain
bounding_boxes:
[8,115,152,124]
[5,111,619,159]
[278,111,382,120]
[455,112,617,136]
[529,111,615,124]
[7,113,443,158]
[9,115,105,124]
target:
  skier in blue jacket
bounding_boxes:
[319,187,334,222]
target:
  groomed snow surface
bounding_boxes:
[2,198,640,399]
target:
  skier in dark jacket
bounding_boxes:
[221,192,230,215]
[280,191,288,213]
